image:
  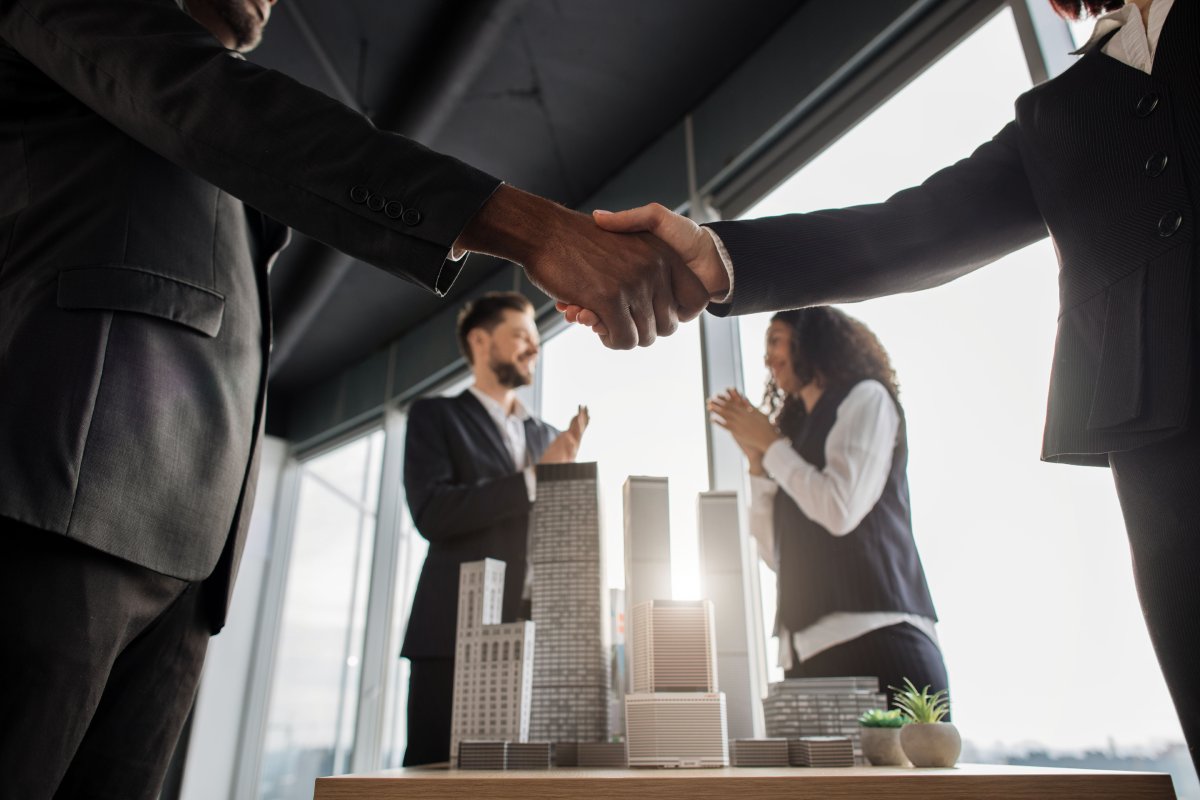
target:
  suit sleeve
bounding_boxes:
[0,0,500,295]
[403,400,533,544]
[706,121,1048,316]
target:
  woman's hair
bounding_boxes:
[763,307,900,430]
[1048,0,1122,20]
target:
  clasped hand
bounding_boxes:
[557,203,730,338]
[707,389,783,462]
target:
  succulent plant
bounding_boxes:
[858,708,905,728]
[889,678,950,724]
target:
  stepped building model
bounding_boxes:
[449,559,535,767]
[528,462,610,744]
[626,599,729,768]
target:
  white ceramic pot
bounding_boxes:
[899,722,961,768]
[860,726,908,767]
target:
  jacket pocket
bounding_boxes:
[57,266,225,338]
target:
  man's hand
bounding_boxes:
[539,405,590,464]
[556,203,730,334]
[455,186,709,350]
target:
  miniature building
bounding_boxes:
[449,559,536,767]
[625,693,729,768]
[623,477,673,612]
[698,490,767,740]
[630,599,718,693]
[762,677,886,764]
[528,462,610,743]
[625,599,728,768]
[608,587,627,739]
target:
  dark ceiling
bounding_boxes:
[254,0,806,411]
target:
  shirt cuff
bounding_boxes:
[704,227,735,304]
[523,466,537,502]
[749,472,778,501]
[762,438,795,479]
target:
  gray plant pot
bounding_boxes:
[899,722,961,768]
[860,726,908,767]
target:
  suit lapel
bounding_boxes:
[457,390,519,470]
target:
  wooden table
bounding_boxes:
[314,763,1176,799]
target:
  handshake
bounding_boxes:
[457,185,730,351]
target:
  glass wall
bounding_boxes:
[257,429,385,800]
[735,5,1188,769]
[538,322,710,599]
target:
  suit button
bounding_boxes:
[1144,153,1168,177]
[402,208,422,226]
[349,185,370,204]
[1135,93,1159,117]
[1158,211,1182,238]
[366,194,385,212]
[385,200,404,219]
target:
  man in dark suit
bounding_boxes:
[0,1,702,797]
[400,291,588,766]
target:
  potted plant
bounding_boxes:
[890,678,961,768]
[857,708,908,766]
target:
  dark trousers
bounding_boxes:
[403,658,454,766]
[1111,422,1200,775]
[785,622,951,717]
[0,517,209,800]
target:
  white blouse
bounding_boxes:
[747,380,938,667]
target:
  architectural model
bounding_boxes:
[698,490,766,740]
[631,599,718,693]
[528,462,610,744]
[625,599,729,768]
[762,676,886,764]
[449,559,535,767]
[623,476,673,612]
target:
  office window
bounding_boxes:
[257,429,384,800]
[538,322,710,599]
[733,5,1187,770]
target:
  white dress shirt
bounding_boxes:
[468,386,537,501]
[747,380,939,668]
[1073,0,1175,73]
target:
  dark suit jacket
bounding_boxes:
[709,0,1197,466]
[400,391,556,660]
[0,0,500,630]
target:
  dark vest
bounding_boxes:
[773,381,937,634]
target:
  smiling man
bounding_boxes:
[399,292,588,765]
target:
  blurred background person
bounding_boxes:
[709,307,947,710]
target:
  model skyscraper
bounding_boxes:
[698,490,767,740]
[529,462,610,743]
[449,559,535,767]
[623,476,673,611]
[626,599,729,768]
[631,599,718,693]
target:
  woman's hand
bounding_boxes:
[707,389,785,468]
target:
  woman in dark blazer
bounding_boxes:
[710,307,948,711]
[575,0,1199,772]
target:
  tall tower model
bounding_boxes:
[449,559,535,767]
[698,491,767,740]
[623,476,673,610]
[626,599,729,768]
[528,462,610,743]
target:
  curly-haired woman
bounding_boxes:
[709,307,948,710]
